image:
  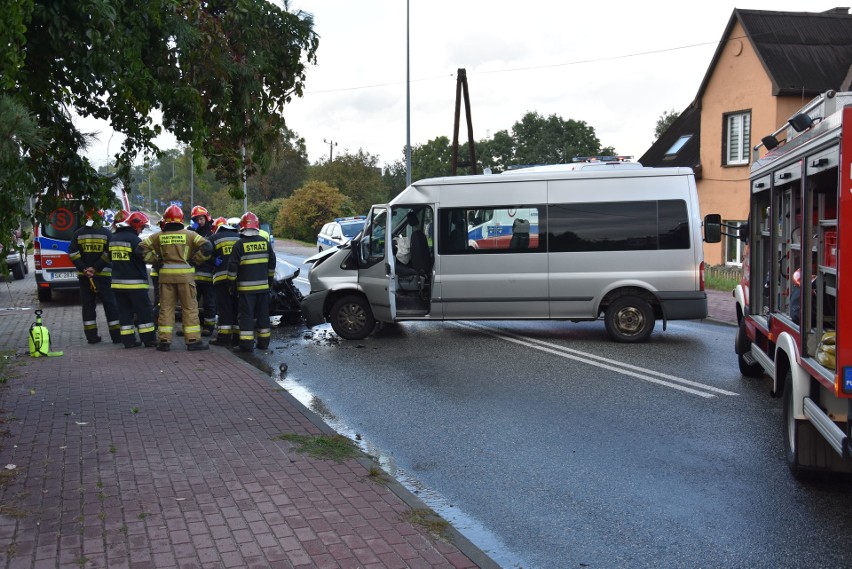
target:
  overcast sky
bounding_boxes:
[83,1,835,170]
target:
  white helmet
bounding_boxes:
[226,217,241,230]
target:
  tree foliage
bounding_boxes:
[277,181,346,242]
[655,109,680,140]
[307,149,387,215]
[1,0,318,233]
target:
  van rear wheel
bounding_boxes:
[329,294,375,340]
[604,296,654,343]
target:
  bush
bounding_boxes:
[277,181,346,241]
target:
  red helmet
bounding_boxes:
[239,212,260,231]
[163,204,184,224]
[127,212,150,232]
[212,216,227,232]
[112,209,131,228]
[190,205,211,221]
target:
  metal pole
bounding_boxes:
[405,0,412,187]
[189,148,194,208]
[242,145,248,214]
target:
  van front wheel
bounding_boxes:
[604,296,654,343]
[329,295,376,340]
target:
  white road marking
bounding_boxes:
[454,322,739,399]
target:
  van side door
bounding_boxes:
[356,205,396,323]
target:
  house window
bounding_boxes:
[664,134,692,159]
[724,111,751,165]
[725,220,746,266]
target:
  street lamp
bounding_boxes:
[406,0,411,186]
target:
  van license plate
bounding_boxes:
[49,271,76,281]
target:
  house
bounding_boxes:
[640,7,852,266]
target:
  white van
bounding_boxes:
[301,164,721,342]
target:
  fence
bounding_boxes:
[706,264,742,282]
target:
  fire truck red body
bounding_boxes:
[734,91,852,477]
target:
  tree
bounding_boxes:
[655,109,680,140]
[410,136,454,180]
[308,149,386,215]
[277,181,346,242]
[511,111,606,165]
[3,0,318,225]
[248,128,309,203]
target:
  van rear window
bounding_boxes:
[41,207,82,241]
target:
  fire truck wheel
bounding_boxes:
[604,295,654,343]
[736,319,763,378]
[329,294,376,340]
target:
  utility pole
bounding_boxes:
[451,68,477,176]
[323,138,338,162]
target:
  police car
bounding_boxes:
[316,216,366,252]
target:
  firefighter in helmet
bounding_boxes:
[68,208,121,344]
[227,212,276,353]
[106,211,157,348]
[138,204,212,351]
[210,217,241,346]
[189,205,217,336]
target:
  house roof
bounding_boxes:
[642,7,852,168]
[638,102,700,171]
[698,8,852,99]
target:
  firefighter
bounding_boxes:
[227,212,276,353]
[68,209,121,344]
[138,204,212,352]
[107,211,157,348]
[189,205,217,336]
[210,217,241,346]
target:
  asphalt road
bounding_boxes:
[252,309,852,568]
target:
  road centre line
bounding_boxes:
[454,322,739,399]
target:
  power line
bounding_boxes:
[303,36,735,96]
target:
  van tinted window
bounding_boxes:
[548,199,689,252]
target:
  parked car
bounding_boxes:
[317,216,366,252]
[2,228,29,281]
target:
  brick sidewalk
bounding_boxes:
[0,268,494,569]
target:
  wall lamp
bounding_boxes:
[788,113,814,132]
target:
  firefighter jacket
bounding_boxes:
[210,228,240,285]
[227,234,276,294]
[190,223,216,284]
[68,225,112,277]
[106,227,150,290]
[138,226,212,284]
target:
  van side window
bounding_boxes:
[438,206,542,254]
[548,199,689,252]
[358,208,387,266]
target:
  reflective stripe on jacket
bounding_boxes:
[108,227,150,290]
[138,228,211,284]
[226,235,276,294]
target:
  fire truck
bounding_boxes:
[734,90,851,478]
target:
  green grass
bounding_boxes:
[403,508,450,540]
[272,433,359,462]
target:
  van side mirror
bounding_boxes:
[704,214,721,243]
